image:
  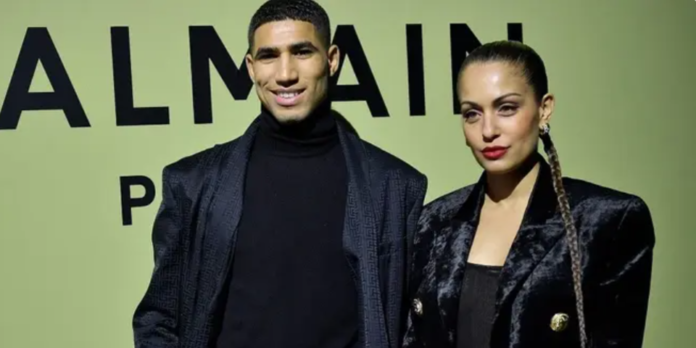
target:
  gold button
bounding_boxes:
[412,298,423,316]
[550,313,569,332]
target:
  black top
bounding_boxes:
[456,263,502,348]
[214,104,358,348]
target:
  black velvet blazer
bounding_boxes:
[402,159,655,348]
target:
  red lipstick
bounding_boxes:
[482,146,508,160]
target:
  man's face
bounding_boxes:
[246,20,340,124]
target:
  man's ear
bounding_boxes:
[327,44,340,77]
[245,51,255,81]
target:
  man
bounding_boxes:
[132,1,427,347]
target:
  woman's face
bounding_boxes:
[457,61,553,175]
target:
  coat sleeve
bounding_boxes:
[591,197,656,347]
[401,191,435,348]
[405,174,428,294]
[132,168,184,347]
[390,173,427,348]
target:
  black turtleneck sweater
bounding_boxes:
[214,106,358,348]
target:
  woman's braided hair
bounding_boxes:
[459,40,587,348]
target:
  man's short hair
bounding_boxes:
[248,0,331,50]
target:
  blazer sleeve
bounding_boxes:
[405,174,428,290]
[132,168,184,347]
[592,197,656,347]
[393,174,425,346]
[402,190,438,348]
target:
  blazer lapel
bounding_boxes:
[436,173,486,343]
[494,159,564,319]
[436,158,564,344]
[206,118,260,310]
[336,120,387,347]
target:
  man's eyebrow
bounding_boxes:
[289,41,319,51]
[254,46,279,58]
[253,41,320,59]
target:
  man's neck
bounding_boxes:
[255,100,338,157]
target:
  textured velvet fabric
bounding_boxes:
[402,159,655,348]
[132,112,428,348]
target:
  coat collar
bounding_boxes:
[436,156,564,344]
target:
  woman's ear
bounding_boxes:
[538,93,555,128]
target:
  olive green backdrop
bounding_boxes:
[0,0,693,347]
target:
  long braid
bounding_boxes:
[540,128,588,348]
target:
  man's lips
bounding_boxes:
[273,89,305,106]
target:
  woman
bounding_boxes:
[402,41,655,348]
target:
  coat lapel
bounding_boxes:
[336,119,387,347]
[436,173,486,343]
[205,118,260,311]
[436,158,564,344]
[494,159,564,317]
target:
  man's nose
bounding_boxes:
[276,55,299,86]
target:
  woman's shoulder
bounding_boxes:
[562,177,654,243]
[562,176,649,210]
[562,176,656,252]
